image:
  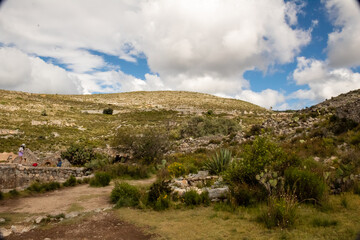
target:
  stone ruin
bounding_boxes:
[168,171,229,201]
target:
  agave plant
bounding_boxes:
[204,149,232,175]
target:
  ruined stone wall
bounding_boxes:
[0,164,89,191]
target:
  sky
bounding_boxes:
[0,0,359,110]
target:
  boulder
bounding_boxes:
[207,187,229,200]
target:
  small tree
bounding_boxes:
[61,144,95,166]
[112,127,169,164]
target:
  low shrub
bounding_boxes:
[63,175,77,187]
[257,193,298,229]
[154,193,171,211]
[90,172,111,187]
[0,191,3,200]
[111,182,140,208]
[148,181,172,206]
[103,108,113,115]
[312,217,338,227]
[184,190,202,206]
[284,167,327,203]
[106,163,150,179]
[29,182,61,193]
[204,149,232,175]
[228,182,266,206]
[9,189,19,197]
[354,182,360,195]
[168,162,186,177]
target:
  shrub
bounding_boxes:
[63,175,77,187]
[284,167,327,203]
[148,181,172,206]
[257,193,298,229]
[103,108,113,115]
[184,190,202,206]
[105,163,150,179]
[168,162,186,177]
[354,182,360,195]
[61,144,95,166]
[111,182,140,208]
[204,149,232,175]
[312,217,338,227]
[113,128,170,164]
[228,182,266,206]
[181,116,240,138]
[154,193,171,211]
[245,124,262,137]
[28,182,61,193]
[90,172,111,187]
[9,189,19,197]
[0,191,3,200]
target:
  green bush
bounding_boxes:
[228,182,266,206]
[0,191,3,200]
[312,217,338,227]
[61,144,95,166]
[113,128,170,164]
[148,181,172,206]
[90,172,111,187]
[154,193,171,211]
[105,163,149,179]
[9,189,19,197]
[257,193,298,229]
[354,182,360,195]
[284,167,327,203]
[63,175,77,187]
[204,149,232,175]
[103,108,113,115]
[27,181,61,193]
[184,190,202,206]
[168,162,186,177]
[111,182,140,208]
[181,116,240,138]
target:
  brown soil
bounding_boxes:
[0,177,157,240]
[6,212,155,240]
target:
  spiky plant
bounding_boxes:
[204,149,232,175]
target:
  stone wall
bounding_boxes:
[0,164,90,191]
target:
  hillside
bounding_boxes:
[0,89,268,154]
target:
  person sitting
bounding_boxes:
[57,159,62,167]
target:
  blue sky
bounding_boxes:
[0,0,359,109]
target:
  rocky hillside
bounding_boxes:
[308,89,360,123]
[0,89,269,154]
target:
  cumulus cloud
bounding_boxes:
[291,56,360,101]
[324,0,360,68]
[236,89,286,110]
[0,47,82,94]
[0,0,310,104]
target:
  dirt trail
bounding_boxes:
[0,177,156,216]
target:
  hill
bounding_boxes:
[0,89,268,154]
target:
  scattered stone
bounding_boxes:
[0,218,5,223]
[0,228,12,237]
[207,187,229,199]
[35,216,46,224]
[65,212,79,219]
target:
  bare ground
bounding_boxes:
[0,177,156,239]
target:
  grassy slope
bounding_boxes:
[0,89,268,153]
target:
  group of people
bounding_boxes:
[18,143,62,167]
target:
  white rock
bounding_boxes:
[207,187,229,200]
[65,212,79,219]
[0,218,5,223]
[0,228,12,237]
[35,216,46,224]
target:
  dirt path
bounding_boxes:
[6,212,155,240]
[0,177,157,239]
[0,177,156,215]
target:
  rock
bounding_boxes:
[11,225,16,233]
[207,187,229,200]
[173,179,189,188]
[65,212,79,219]
[172,188,186,196]
[35,216,46,224]
[0,228,12,237]
[44,238,51,240]
[0,218,5,223]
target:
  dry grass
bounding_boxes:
[115,194,360,240]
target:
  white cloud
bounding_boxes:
[0,0,310,105]
[0,47,82,94]
[324,0,360,68]
[291,56,360,101]
[236,89,286,110]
